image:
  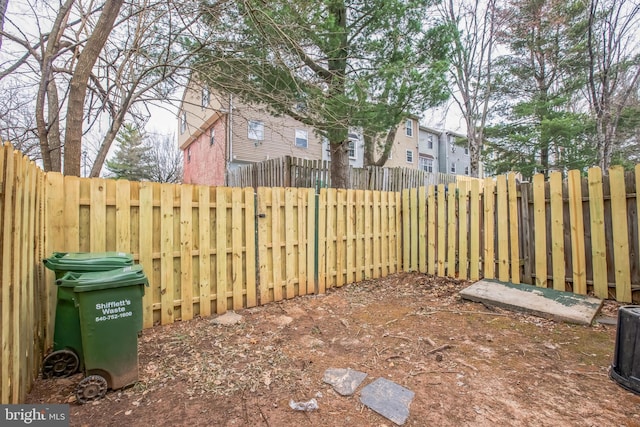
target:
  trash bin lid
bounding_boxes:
[56,265,148,291]
[44,252,134,271]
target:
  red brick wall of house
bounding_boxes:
[182,119,226,186]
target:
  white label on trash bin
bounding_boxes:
[94,299,133,322]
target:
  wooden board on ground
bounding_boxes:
[459,279,604,325]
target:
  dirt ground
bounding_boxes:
[27,272,640,426]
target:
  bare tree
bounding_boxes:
[0,0,7,51]
[0,80,40,158]
[586,0,640,171]
[1,0,219,176]
[146,133,182,183]
[438,0,500,177]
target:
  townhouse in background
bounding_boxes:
[178,78,476,186]
[419,126,475,176]
[178,78,324,186]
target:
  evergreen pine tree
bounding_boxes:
[105,123,153,181]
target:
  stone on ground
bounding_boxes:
[211,311,243,325]
[322,368,367,396]
[359,378,414,425]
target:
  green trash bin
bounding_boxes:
[56,265,148,403]
[42,252,134,378]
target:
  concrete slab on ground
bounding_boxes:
[359,378,414,426]
[460,280,603,325]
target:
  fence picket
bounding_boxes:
[380,191,390,277]
[160,184,175,323]
[587,168,607,298]
[318,189,327,293]
[90,179,107,252]
[459,185,468,280]
[180,185,194,320]
[427,186,436,275]
[447,183,457,278]
[402,189,410,272]
[550,172,566,291]
[609,166,632,302]
[232,188,245,308]
[336,189,347,285]
[272,188,284,300]
[533,174,547,288]
[285,188,296,297]
[139,183,155,326]
[298,188,310,294]
[245,188,257,306]
[364,190,373,279]
[116,179,131,253]
[496,176,509,282]
[568,170,587,295]
[418,187,427,273]
[469,181,480,281]
[437,184,446,276]
[64,177,80,252]
[483,178,495,279]
[508,173,520,283]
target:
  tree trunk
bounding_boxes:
[329,140,350,189]
[325,0,349,188]
[363,128,396,167]
[35,0,74,172]
[47,80,63,172]
[90,102,130,177]
[467,118,481,178]
[0,0,8,51]
[63,0,124,176]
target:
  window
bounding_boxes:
[201,87,210,109]
[419,156,433,172]
[464,146,469,155]
[248,120,264,141]
[405,119,413,137]
[295,129,308,148]
[347,133,358,159]
[406,149,414,163]
[451,144,456,153]
[180,111,187,134]
[450,163,456,173]
[348,140,356,159]
[187,147,192,163]
[210,129,215,146]
[464,166,469,175]
[427,135,433,150]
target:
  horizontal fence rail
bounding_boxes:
[1,141,639,404]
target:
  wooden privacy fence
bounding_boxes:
[44,177,261,328]
[2,139,640,404]
[226,155,461,191]
[402,168,640,302]
[0,144,48,405]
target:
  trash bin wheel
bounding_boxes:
[42,349,79,378]
[76,375,108,404]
